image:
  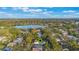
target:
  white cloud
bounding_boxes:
[12,7,43,14]
[11,7,54,16]
[18,7,29,12]
[29,9,42,12]
[19,8,54,15]
[63,10,76,13]
[23,8,43,13]
[12,7,29,11]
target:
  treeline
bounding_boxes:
[0,18,76,26]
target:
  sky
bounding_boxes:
[0,7,79,18]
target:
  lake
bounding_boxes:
[15,25,45,29]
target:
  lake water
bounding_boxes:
[15,25,45,29]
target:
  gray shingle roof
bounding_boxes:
[33,44,43,48]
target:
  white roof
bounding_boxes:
[0,36,6,41]
[34,42,39,44]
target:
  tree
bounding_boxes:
[42,28,62,51]
[24,32,34,50]
[0,42,5,50]
[68,40,79,50]
[49,36,62,51]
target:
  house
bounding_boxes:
[67,35,78,40]
[56,35,64,42]
[76,39,79,45]
[59,41,69,49]
[13,37,23,44]
[56,38,61,42]
[63,48,69,51]
[7,37,23,47]
[0,36,8,43]
[52,33,55,36]
[0,26,4,29]
[59,29,68,36]
[31,29,37,33]
[32,41,43,51]
[0,36,6,41]
[32,44,43,51]
[7,42,16,47]
[37,32,42,38]
[75,22,79,24]
[62,31,68,36]
[3,47,12,51]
